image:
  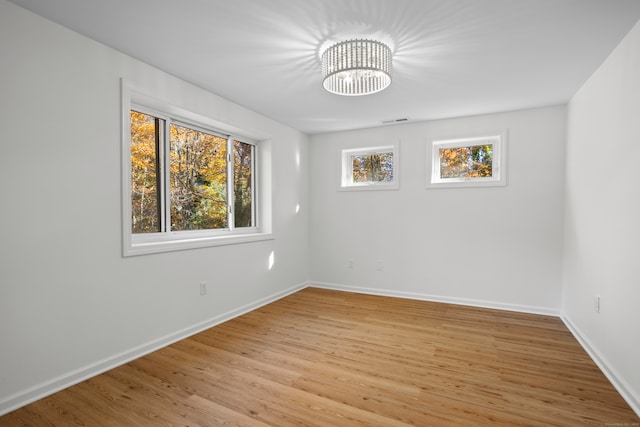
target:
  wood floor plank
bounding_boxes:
[1,287,638,426]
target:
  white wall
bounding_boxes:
[563,19,640,413]
[0,0,308,413]
[309,106,566,314]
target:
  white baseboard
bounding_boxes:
[309,281,560,317]
[561,314,640,417]
[0,282,308,416]
[7,282,636,419]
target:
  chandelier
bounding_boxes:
[322,39,392,96]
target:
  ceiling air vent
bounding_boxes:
[382,118,409,124]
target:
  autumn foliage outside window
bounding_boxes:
[439,145,493,179]
[233,140,254,228]
[169,123,228,231]
[130,111,161,233]
[351,152,394,183]
[130,110,254,234]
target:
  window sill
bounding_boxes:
[426,178,506,189]
[124,232,274,257]
[339,184,399,192]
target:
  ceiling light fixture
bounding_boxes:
[322,39,392,96]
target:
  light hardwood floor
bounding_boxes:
[1,287,638,426]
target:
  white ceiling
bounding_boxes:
[9,0,640,134]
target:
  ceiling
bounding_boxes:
[9,0,640,134]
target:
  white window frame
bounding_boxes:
[427,131,507,189]
[339,143,400,191]
[122,79,272,257]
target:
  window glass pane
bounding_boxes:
[130,110,161,233]
[439,144,493,179]
[233,140,254,228]
[169,124,227,230]
[351,152,394,183]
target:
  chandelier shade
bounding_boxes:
[322,39,392,96]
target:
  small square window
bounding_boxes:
[340,144,399,191]
[427,133,506,188]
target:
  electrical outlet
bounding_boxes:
[347,259,354,269]
[376,260,384,271]
[200,282,207,296]
[594,295,600,313]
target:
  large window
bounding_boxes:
[130,110,255,234]
[340,144,399,190]
[122,81,270,256]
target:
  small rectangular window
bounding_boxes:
[340,144,399,190]
[427,133,506,188]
